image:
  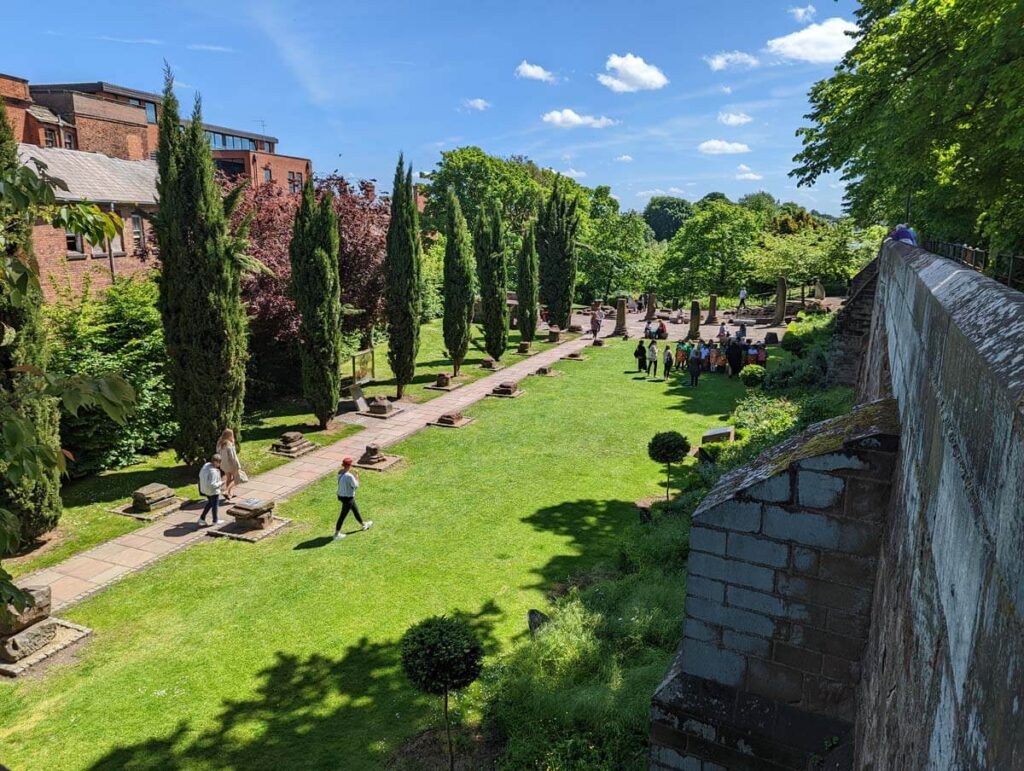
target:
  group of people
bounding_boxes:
[643,319,670,340]
[633,332,768,386]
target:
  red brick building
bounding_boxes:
[1,72,311,296]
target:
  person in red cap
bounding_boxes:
[334,456,372,540]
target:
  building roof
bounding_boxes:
[26,104,62,125]
[17,144,157,206]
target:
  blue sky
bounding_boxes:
[5,0,860,213]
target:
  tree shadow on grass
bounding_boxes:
[86,601,505,771]
[661,374,746,418]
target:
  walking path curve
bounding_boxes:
[22,314,649,611]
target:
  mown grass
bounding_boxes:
[0,340,745,771]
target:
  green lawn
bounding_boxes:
[360,319,576,403]
[7,401,362,579]
[0,341,746,770]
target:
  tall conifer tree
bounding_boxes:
[516,223,540,343]
[154,69,249,465]
[384,154,422,398]
[0,98,61,541]
[474,205,508,361]
[442,189,474,376]
[537,177,581,329]
[290,182,342,428]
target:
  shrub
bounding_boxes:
[47,275,176,476]
[401,616,483,771]
[739,364,766,388]
[648,431,691,500]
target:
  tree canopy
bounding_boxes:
[642,196,693,241]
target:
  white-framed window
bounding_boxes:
[131,214,144,249]
[63,130,76,149]
[44,128,57,148]
[65,229,83,254]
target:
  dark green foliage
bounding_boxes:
[401,615,483,771]
[154,70,249,466]
[642,195,693,241]
[739,364,766,388]
[290,182,343,429]
[384,155,422,398]
[516,223,540,342]
[766,314,834,390]
[474,205,508,360]
[0,97,61,543]
[441,190,474,375]
[46,275,175,476]
[647,431,690,500]
[537,177,581,329]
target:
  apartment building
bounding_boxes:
[1,72,312,295]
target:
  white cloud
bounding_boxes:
[788,4,817,23]
[718,111,753,126]
[698,139,751,155]
[597,53,669,92]
[737,164,752,172]
[766,17,858,63]
[515,60,556,83]
[542,108,616,129]
[188,43,235,52]
[615,154,633,163]
[96,36,163,45]
[637,188,688,199]
[737,172,764,180]
[562,168,587,179]
[667,186,686,194]
[703,51,760,72]
[719,85,733,94]
[251,5,333,105]
[464,98,491,111]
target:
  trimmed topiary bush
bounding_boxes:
[647,431,691,500]
[740,364,766,388]
[401,615,483,771]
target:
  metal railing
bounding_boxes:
[925,240,1024,292]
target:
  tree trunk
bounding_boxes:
[396,382,405,399]
[453,359,461,377]
[444,688,454,771]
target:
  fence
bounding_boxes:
[925,240,1024,292]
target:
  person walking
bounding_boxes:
[647,340,659,378]
[688,346,703,387]
[590,308,604,339]
[197,454,224,527]
[726,338,744,378]
[738,286,748,309]
[216,428,244,500]
[334,457,373,540]
[634,341,647,373]
[663,345,674,380]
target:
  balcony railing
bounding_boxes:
[924,240,1024,293]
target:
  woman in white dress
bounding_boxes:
[216,428,243,500]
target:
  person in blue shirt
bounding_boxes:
[334,457,373,541]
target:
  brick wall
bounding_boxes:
[31,91,151,160]
[0,74,30,102]
[650,400,898,770]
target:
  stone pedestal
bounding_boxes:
[354,443,402,472]
[547,326,561,343]
[229,498,275,530]
[517,341,531,354]
[688,300,701,339]
[131,483,176,513]
[765,332,780,345]
[613,298,627,335]
[813,280,826,300]
[428,411,474,428]
[0,587,50,636]
[562,349,586,361]
[367,396,395,416]
[435,372,451,388]
[706,294,718,324]
[645,292,658,321]
[480,357,502,370]
[489,380,524,398]
[1,586,56,664]
[270,431,316,458]
[772,276,788,326]
[701,426,736,445]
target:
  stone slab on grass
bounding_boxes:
[426,415,476,429]
[560,353,588,362]
[359,405,406,420]
[106,497,187,522]
[485,389,526,399]
[207,516,291,543]
[423,382,463,392]
[353,454,403,472]
[0,618,91,678]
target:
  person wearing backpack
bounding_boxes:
[197,454,224,527]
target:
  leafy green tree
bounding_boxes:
[0,106,130,614]
[537,177,581,328]
[579,194,656,302]
[154,70,251,466]
[793,1,1024,252]
[401,616,484,771]
[474,205,509,360]
[384,154,422,398]
[738,191,780,227]
[442,189,474,375]
[516,222,540,342]
[647,431,690,500]
[697,192,731,207]
[290,182,343,429]
[660,200,759,298]
[642,196,693,241]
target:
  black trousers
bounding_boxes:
[664,361,673,377]
[738,298,747,308]
[200,494,220,523]
[636,357,645,372]
[690,369,700,387]
[336,496,363,532]
[647,360,658,377]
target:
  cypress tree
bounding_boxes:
[442,189,474,376]
[0,98,61,542]
[154,70,249,466]
[537,176,581,329]
[516,222,540,343]
[474,205,508,361]
[290,181,342,428]
[384,154,422,398]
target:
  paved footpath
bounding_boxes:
[23,314,650,612]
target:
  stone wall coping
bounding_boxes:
[694,399,899,519]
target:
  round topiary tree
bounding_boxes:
[401,615,484,771]
[740,364,766,388]
[648,431,691,500]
